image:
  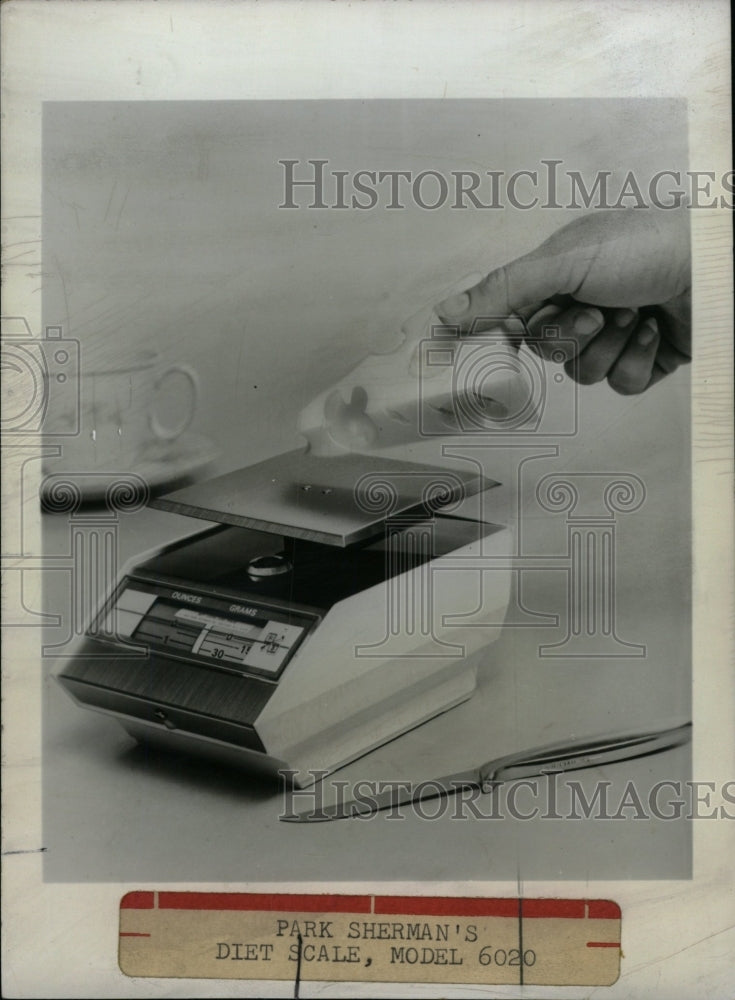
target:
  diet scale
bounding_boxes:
[54,449,512,786]
[55,280,527,786]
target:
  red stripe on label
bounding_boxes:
[121,893,621,923]
[523,899,586,919]
[157,893,372,913]
[587,942,621,948]
[120,892,155,910]
[587,900,622,919]
[374,897,520,918]
[119,932,151,938]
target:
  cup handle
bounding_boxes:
[149,364,200,442]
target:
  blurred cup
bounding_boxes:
[43,347,200,475]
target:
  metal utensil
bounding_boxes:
[281,721,692,822]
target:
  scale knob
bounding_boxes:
[247,554,292,579]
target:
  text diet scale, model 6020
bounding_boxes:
[54,283,551,787]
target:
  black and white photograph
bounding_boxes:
[39,97,695,883]
[2,2,732,997]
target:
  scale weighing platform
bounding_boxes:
[55,450,512,786]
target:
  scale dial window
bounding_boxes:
[95,584,311,679]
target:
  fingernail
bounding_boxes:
[529,303,563,327]
[614,308,637,328]
[573,308,604,335]
[637,318,658,348]
[437,291,470,317]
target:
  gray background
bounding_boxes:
[42,100,691,882]
[42,99,690,471]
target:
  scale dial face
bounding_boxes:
[94,580,312,680]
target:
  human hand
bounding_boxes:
[436,210,691,394]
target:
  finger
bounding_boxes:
[652,334,691,375]
[521,303,564,356]
[526,302,607,361]
[643,340,690,390]
[436,248,582,334]
[563,317,634,385]
[607,316,660,395]
[645,363,671,389]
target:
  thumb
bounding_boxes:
[436,243,584,335]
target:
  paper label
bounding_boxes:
[119,892,621,986]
